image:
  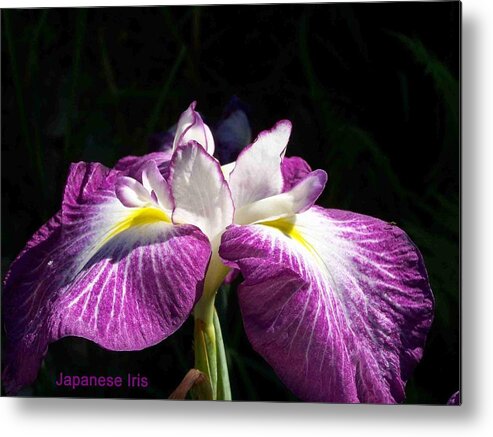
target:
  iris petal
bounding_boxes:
[141,160,174,212]
[172,101,215,155]
[114,151,172,180]
[170,141,235,294]
[234,170,327,225]
[228,120,292,209]
[281,156,313,192]
[2,162,211,394]
[115,176,153,208]
[220,206,434,403]
[170,141,234,241]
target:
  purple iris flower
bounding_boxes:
[2,101,434,403]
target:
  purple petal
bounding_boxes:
[281,156,313,192]
[224,269,240,284]
[2,162,211,394]
[220,206,434,403]
[447,391,461,405]
[114,151,173,180]
[2,212,63,394]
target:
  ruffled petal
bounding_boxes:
[2,212,63,394]
[2,162,211,394]
[114,151,173,180]
[170,142,234,241]
[234,170,327,225]
[220,206,434,403]
[172,102,215,155]
[169,142,235,294]
[228,120,292,209]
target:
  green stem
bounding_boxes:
[193,301,231,400]
[214,309,231,400]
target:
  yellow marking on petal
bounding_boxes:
[72,206,172,280]
[101,206,171,246]
[261,217,319,260]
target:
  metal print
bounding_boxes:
[1,2,460,403]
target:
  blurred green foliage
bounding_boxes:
[1,2,459,402]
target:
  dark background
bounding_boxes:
[1,2,460,403]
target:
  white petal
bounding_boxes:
[170,142,234,241]
[141,161,174,213]
[235,170,327,225]
[228,120,292,209]
[220,161,236,181]
[172,102,215,155]
[115,177,153,208]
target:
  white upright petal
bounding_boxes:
[228,120,292,209]
[170,141,234,241]
[172,101,215,155]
